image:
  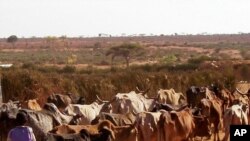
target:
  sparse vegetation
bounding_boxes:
[1,34,250,105]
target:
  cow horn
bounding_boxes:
[96,95,109,103]
[12,101,20,104]
[136,86,143,93]
[176,103,189,112]
[236,88,248,95]
[132,110,137,115]
[102,126,116,140]
[136,86,150,96]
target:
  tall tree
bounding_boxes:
[106,43,140,68]
[7,35,18,48]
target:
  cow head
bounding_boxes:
[199,99,212,117]
[151,101,161,112]
[193,115,212,138]
[101,103,113,113]
[178,93,186,104]
[44,103,59,113]
[77,96,86,104]
[190,86,200,94]
[47,93,72,110]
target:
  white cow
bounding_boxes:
[64,102,104,125]
[223,104,249,141]
[100,91,156,115]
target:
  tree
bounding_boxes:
[59,35,68,47]
[45,36,57,48]
[106,43,140,68]
[7,35,18,48]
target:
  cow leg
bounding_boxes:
[214,130,220,141]
[213,126,219,141]
[215,120,221,141]
[216,129,220,141]
[223,132,229,141]
[138,127,144,141]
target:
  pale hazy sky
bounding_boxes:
[0,0,250,37]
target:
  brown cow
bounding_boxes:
[135,111,163,141]
[193,115,212,140]
[92,112,136,126]
[157,108,195,141]
[199,98,222,141]
[209,84,236,113]
[48,127,113,141]
[49,120,137,141]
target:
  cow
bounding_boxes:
[190,106,212,140]
[64,102,105,125]
[135,111,163,141]
[48,120,137,141]
[99,91,156,115]
[47,93,85,111]
[209,84,235,113]
[0,100,20,112]
[219,88,235,113]
[233,88,250,105]
[20,99,42,111]
[0,110,18,141]
[0,108,61,141]
[47,127,113,141]
[186,86,217,108]
[157,108,195,141]
[0,101,21,140]
[193,115,212,140]
[157,88,186,105]
[92,112,136,126]
[44,103,82,125]
[199,98,222,141]
[0,102,81,141]
[223,104,249,141]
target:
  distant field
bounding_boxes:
[1,34,250,69]
[1,34,250,105]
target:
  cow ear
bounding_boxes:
[196,87,200,93]
[101,127,115,140]
[80,129,90,138]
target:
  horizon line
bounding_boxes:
[1,32,250,39]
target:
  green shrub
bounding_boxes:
[161,54,178,64]
[188,55,216,64]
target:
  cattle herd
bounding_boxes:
[0,84,250,141]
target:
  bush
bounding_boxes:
[161,54,178,64]
[61,65,76,73]
[0,62,246,104]
[22,63,36,69]
[188,55,216,64]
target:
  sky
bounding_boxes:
[0,0,250,38]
